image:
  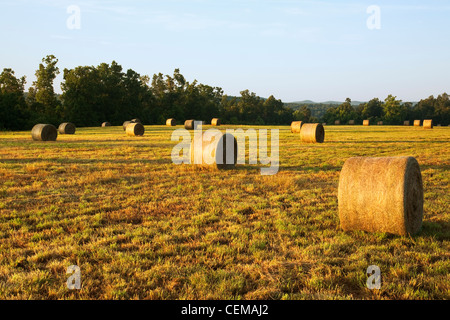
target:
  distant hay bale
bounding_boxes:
[300,123,325,143]
[377,121,383,125]
[126,122,145,136]
[290,121,303,133]
[131,118,141,124]
[335,120,340,125]
[166,118,176,126]
[404,121,410,126]
[123,121,132,131]
[338,156,423,236]
[211,118,221,126]
[423,119,433,129]
[102,122,111,127]
[363,120,370,126]
[190,132,238,170]
[58,122,76,134]
[349,120,355,125]
[184,120,196,130]
[31,124,58,141]
[414,120,421,126]
[322,123,327,126]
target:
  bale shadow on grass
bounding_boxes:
[419,221,450,241]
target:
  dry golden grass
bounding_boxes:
[0,125,449,300]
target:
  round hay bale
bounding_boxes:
[31,124,58,141]
[123,121,132,131]
[184,120,196,130]
[363,120,370,126]
[190,132,238,170]
[102,122,111,127]
[335,120,341,125]
[126,123,145,136]
[131,118,141,124]
[349,120,355,125]
[423,119,433,129]
[414,120,421,126]
[338,156,423,236]
[166,118,176,126]
[300,123,325,143]
[377,121,383,125]
[290,121,303,133]
[404,121,410,126]
[58,122,76,134]
[211,118,221,126]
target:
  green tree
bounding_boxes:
[33,55,61,122]
[362,98,383,121]
[0,68,29,130]
[293,105,312,123]
[335,98,356,124]
[383,95,407,124]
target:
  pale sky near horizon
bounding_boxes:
[1,0,449,102]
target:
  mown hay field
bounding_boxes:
[0,125,449,299]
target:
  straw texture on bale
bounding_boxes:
[414,120,421,126]
[290,121,303,133]
[423,119,433,129]
[31,124,58,141]
[58,122,76,134]
[102,122,111,127]
[349,120,355,125]
[126,123,145,136]
[300,123,325,143]
[404,121,410,126]
[184,120,196,130]
[123,121,131,131]
[190,133,238,170]
[338,156,423,236]
[211,118,221,126]
[166,118,176,126]
[335,120,340,125]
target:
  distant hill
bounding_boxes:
[288,100,366,106]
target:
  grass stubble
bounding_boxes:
[0,125,448,300]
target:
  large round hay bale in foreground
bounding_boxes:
[290,121,303,133]
[126,123,145,136]
[211,118,221,126]
[300,123,325,143]
[190,132,238,170]
[184,120,196,130]
[423,119,433,129]
[363,120,370,126]
[102,122,111,127]
[166,118,176,126]
[414,120,421,126]
[338,156,423,236]
[123,121,132,131]
[31,124,58,141]
[58,122,76,134]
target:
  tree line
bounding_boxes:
[1,55,449,130]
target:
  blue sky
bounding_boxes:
[1,0,449,102]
